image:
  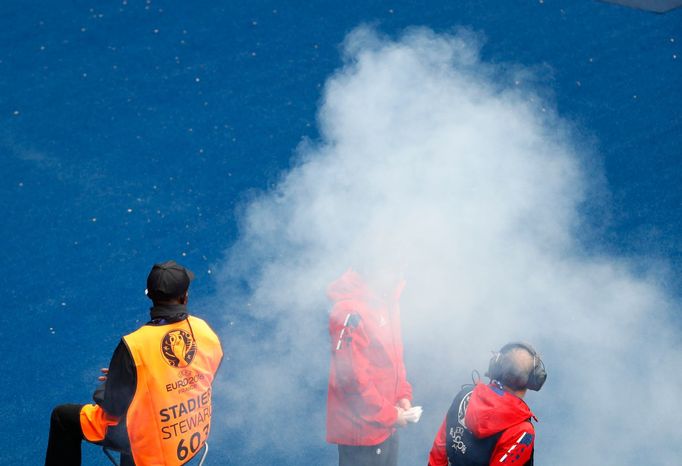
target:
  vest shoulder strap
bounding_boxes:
[445,385,502,466]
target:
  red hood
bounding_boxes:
[327,269,371,302]
[465,384,534,438]
[327,269,406,303]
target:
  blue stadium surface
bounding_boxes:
[1,1,680,465]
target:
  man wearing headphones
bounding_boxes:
[427,342,546,466]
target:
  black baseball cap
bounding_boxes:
[146,260,195,301]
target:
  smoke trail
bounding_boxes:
[213,26,682,465]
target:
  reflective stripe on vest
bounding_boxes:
[124,316,223,466]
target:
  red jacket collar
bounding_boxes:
[465,383,535,437]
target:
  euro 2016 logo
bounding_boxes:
[161,329,197,367]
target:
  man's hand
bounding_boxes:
[398,398,412,410]
[98,368,109,382]
[395,407,409,427]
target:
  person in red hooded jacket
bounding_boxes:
[428,342,546,466]
[326,268,414,466]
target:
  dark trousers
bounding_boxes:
[45,404,85,466]
[338,433,399,466]
[45,404,134,466]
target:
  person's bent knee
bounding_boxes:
[50,404,85,438]
[52,404,82,419]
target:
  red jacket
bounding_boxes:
[326,269,413,446]
[428,383,536,466]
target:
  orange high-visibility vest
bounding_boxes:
[80,317,223,466]
[81,316,223,465]
[124,316,222,465]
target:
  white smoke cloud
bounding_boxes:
[212,26,682,465]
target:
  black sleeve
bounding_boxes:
[97,339,137,417]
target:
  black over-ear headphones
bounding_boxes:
[487,341,547,391]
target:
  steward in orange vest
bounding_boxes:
[45,260,223,466]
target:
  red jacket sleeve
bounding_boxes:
[331,311,399,427]
[395,357,412,401]
[490,422,535,465]
[427,417,448,466]
[391,281,412,401]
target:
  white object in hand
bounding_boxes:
[404,406,423,423]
